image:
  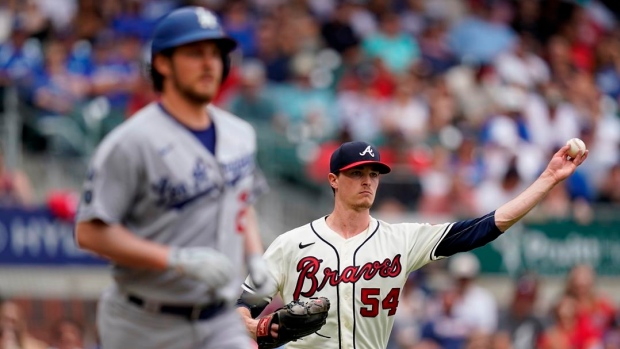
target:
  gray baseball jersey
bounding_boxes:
[243,216,453,349]
[77,102,267,304]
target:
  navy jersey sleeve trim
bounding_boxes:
[430,223,453,261]
[434,211,503,258]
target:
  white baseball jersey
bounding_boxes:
[243,216,452,349]
[77,102,267,304]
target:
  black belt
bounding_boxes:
[127,294,226,321]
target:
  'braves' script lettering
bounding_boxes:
[293,255,402,299]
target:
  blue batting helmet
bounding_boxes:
[150,6,237,81]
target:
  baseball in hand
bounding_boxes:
[566,138,587,158]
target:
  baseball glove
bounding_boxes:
[256,297,330,349]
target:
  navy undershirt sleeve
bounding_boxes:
[236,289,271,318]
[435,211,503,258]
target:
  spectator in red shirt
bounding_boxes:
[539,295,598,349]
[566,264,616,344]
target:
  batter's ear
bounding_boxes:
[152,54,172,78]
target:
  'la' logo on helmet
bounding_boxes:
[359,146,375,157]
[195,7,218,29]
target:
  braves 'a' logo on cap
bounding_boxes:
[195,7,218,29]
[359,145,375,157]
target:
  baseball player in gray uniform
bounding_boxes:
[237,141,588,349]
[75,7,272,349]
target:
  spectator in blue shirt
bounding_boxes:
[89,32,141,116]
[255,16,291,82]
[594,34,620,101]
[222,0,258,57]
[0,19,43,96]
[418,283,471,349]
[30,40,89,117]
[448,2,516,64]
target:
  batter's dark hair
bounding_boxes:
[150,48,174,92]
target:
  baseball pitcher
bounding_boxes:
[75,7,271,349]
[237,141,588,349]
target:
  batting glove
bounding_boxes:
[247,253,277,298]
[168,247,234,289]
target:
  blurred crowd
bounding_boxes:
[1,1,620,348]
[1,254,618,349]
[1,296,88,349]
[388,254,619,349]
[0,0,620,221]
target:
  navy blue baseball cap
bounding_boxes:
[330,141,391,174]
